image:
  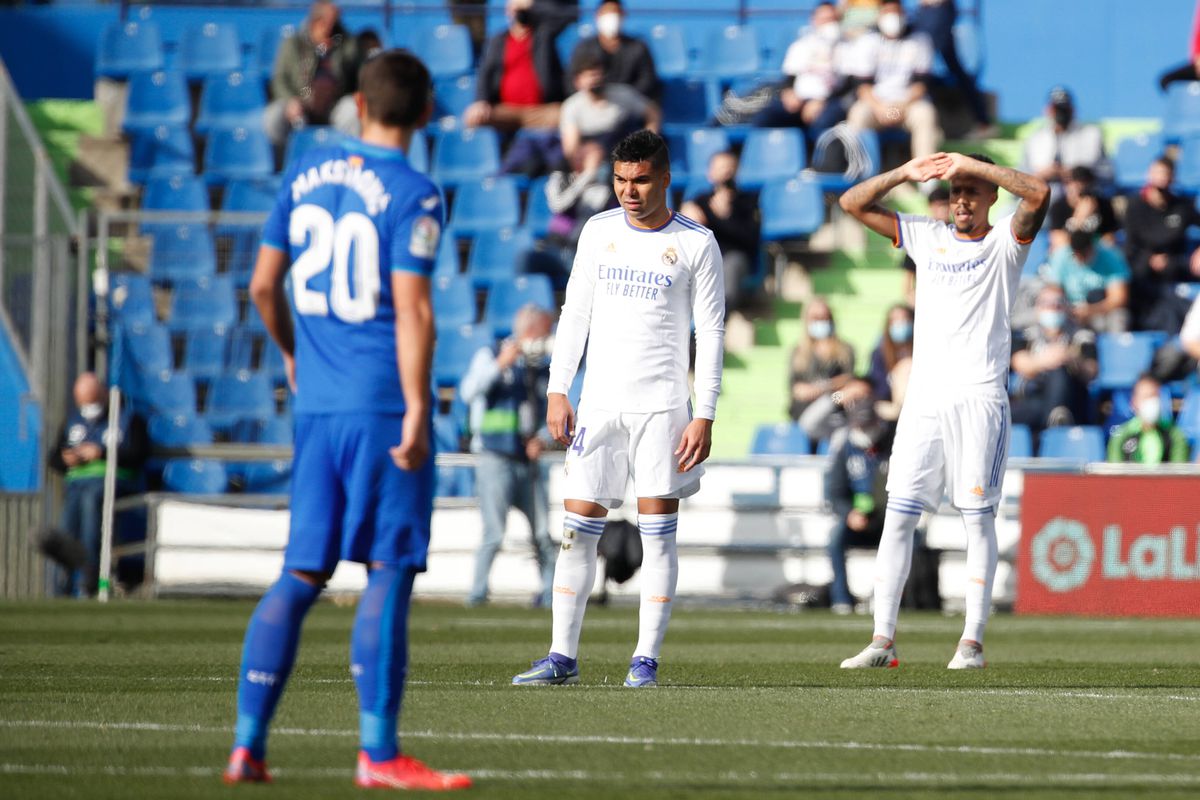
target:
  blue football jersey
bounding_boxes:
[261,138,444,415]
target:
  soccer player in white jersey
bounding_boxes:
[511,129,725,688]
[838,151,1049,669]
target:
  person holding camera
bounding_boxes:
[459,304,560,607]
[680,151,759,312]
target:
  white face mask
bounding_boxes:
[878,12,904,38]
[1137,397,1162,425]
[816,21,841,43]
[595,12,621,39]
[80,403,104,421]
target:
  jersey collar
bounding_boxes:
[341,136,411,163]
[624,211,675,233]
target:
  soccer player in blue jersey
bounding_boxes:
[223,51,470,791]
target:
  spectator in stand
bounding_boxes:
[843,1,942,169]
[1151,292,1200,383]
[1107,374,1190,464]
[838,0,881,39]
[47,372,148,597]
[1021,86,1111,193]
[559,55,659,162]
[823,375,896,614]
[459,305,559,607]
[568,0,659,102]
[264,0,363,146]
[1010,283,1097,434]
[545,140,614,247]
[680,151,759,312]
[464,0,576,132]
[750,2,851,140]
[900,186,948,303]
[910,0,995,139]
[788,298,856,441]
[866,303,913,412]
[1047,166,1118,252]
[1124,156,1200,331]
[1044,230,1131,333]
[1158,2,1200,90]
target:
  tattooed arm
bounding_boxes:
[838,155,945,240]
[941,153,1051,243]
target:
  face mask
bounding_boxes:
[878,13,904,38]
[596,12,621,39]
[1137,397,1162,425]
[816,21,840,43]
[808,320,833,340]
[1038,310,1067,330]
[80,403,104,421]
[1053,105,1073,128]
[513,8,533,26]
[888,320,913,343]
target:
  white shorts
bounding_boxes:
[886,393,1009,511]
[562,403,703,509]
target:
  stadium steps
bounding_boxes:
[25,99,106,211]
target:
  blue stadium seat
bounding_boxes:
[483,274,556,337]
[555,23,590,71]
[433,412,462,452]
[432,127,501,186]
[1113,132,1163,191]
[432,273,476,330]
[1022,232,1050,279]
[433,324,494,387]
[97,20,164,79]
[177,23,242,81]
[408,129,430,174]
[149,224,217,282]
[410,24,473,79]
[221,177,279,213]
[1008,423,1033,459]
[128,125,195,185]
[1094,332,1163,390]
[283,126,344,169]
[699,25,760,80]
[169,275,237,330]
[660,78,717,133]
[203,127,274,185]
[226,326,261,373]
[467,227,533,289]
[1037,425,1106,462]
[260,343,288,386]
[433,75,476,122]
[760,176,824,241]
[162,459,228,494]
[256,415,293,444]
[149,414,214,446]
[218,178,279,283]
[750,422,811,455]
[240,460,292,494]
[647,24,688,78]
[124,70,190,133]
[449,177,521,236]
[434,234,461,276]
[108,272,156,327]
[121,322,173,376]
[206,370,275,428]
[257,24,295,75]
[1163,82,1200,142]
[1178,385,1200,441]
[138,370,197,417]
[183,325,229,381]
[683,128,731,185]
[195,71,267,134]
[523,175,553,236]
[737,128,805,190]
[141,174,209,214]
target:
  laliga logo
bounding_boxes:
[1031,518,1095,593]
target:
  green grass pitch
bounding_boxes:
[2,599,1200,799]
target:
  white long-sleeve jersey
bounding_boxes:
[547,208,726,419]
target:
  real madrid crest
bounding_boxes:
[661,247,678,266]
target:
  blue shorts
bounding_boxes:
[284,413,434,574]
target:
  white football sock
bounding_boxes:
[549,512,605,659]
[960,507,998,644]
[872,498,923,642]
[633,513,679,660]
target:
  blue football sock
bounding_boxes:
[233,571,322,760]
[351,565,416,762]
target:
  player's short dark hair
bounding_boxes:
[611,129,670,172]
[928,186,950,203]
[357,50,432,128]
[964,152,997,192]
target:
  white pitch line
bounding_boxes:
[2,719,1197,764]
[4,763,1200,786]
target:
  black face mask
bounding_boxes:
[514,8,533,26]
[588,83,606,97]
[1053,106,1073,128]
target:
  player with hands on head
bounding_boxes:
[838,150,1049,670]
[514,129,725,689]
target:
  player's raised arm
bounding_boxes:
[390,271,435,470]
[939,152,1051,243]
[838,155,946,240]
[249,245,296,389]
[545,232,597,445]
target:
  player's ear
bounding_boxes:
[354,91,366,125]
[417,99,434,129]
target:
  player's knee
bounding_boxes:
[288,569,331,588]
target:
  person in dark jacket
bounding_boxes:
[567,0,659,101]
[47,372,148,597]
[464,0,578,132]
[679,151,759,311]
